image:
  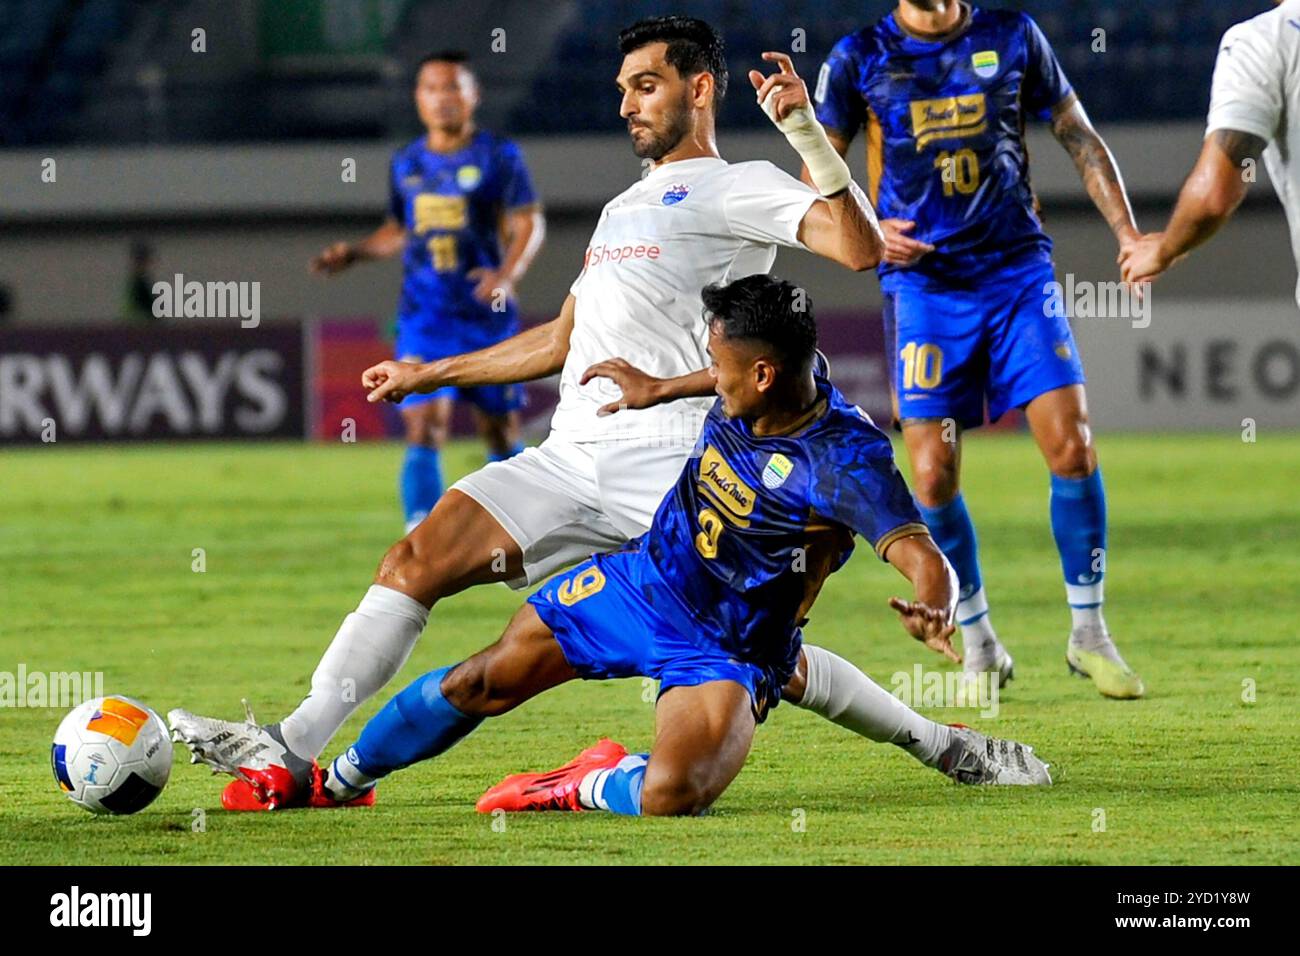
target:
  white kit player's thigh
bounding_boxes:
[450,438,627,589]
[592,441,696,539]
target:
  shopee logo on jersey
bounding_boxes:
[582,242,662,271]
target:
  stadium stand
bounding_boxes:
[0,0,1275,146]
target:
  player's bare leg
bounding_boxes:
[400,396,452,532]
[440,604,578,716]
[480,679,756,817]
[321,603,579,804]
[169,488,525,807]
[1025,385,1144,698]
[902,419,1013,687]
[639,681,755,816]
[471,405,523,462]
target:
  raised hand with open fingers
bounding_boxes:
[888,596,961,664]
[748,51,810,123]
[580,357,667,416]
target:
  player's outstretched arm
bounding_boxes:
[1050,94,1139,252]
[883,533,960,664]
[310,218,406,275]
[1119,129,1265,284]
[363,294,576,403]
[749,52,884,271]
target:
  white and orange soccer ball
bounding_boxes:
[51,696,172,814]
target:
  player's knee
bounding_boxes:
[640,765,715,817]
[910,452,959,506]
[1046,427,1095,478]
[403,407,446,447]
[403,418,438,448]
[374,535,449,604]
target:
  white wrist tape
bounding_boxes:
[759,97,852,196]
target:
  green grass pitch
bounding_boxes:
[2,432,1297,865]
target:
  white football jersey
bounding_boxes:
[553,156,822,444]
[1207,0,1300,306]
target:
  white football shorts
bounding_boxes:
[450,436,693,589]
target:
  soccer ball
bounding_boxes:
[51,696,172,814]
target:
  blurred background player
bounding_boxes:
[310,50,545,532]
[812,0,1144,697]
[1121,0,1300,301]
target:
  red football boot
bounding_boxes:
[476,738,628,813]
[220,763,376,811]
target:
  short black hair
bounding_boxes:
[702,274,816,372]
[415,50,472,81]
[618,15,727,104]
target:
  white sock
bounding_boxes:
[957,587,998,654]
[795,644,952,768]
[1070,604,1106,633]
[278,585,429,761]
[324,749,377,802]
[578,754,648,811]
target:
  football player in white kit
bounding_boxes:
[1121,0,1300,299]
[170,16,965,810]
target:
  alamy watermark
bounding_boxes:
[1045,273,1150,329]
[0,665,104,708]
[152,272,260,327]
[890,663,999,718]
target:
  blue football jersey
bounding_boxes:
[388,130,538,344]
[813,7,1072,289]
[642,375,927,671]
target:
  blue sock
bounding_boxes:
[344,665,481,781]
[487,442,524,464]
[400,445,442,526]
[580,753,648,815]
[916,494,988,625]
[1050,469,1107,610]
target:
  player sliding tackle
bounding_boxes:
[316,276,1049,815]
[169,16,999,810]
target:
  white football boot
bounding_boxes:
[938,724,1052,786]
[168,701,314,808]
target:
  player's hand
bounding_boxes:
[310,242,356,276]
[879,220,935,266]
[888,597,961,664]
[467,267,515,306]
[1118,231,1178,285]
[580,358,667,416]
[748,52,810,124]
[362,359,427,404]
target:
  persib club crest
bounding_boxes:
[972,50,999,79]
[456,165,482,190]
[661,183,692,205]
[762,453,794,490]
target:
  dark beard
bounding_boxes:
[628,100,692,161]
